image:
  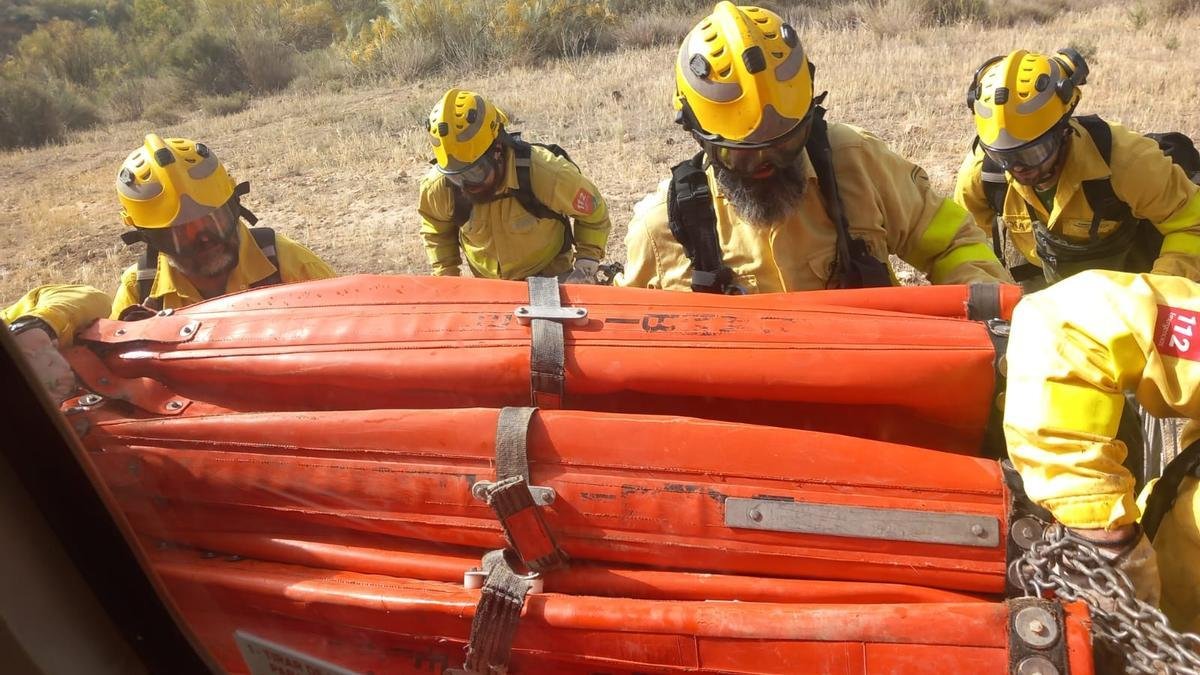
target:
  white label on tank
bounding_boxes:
[234,630,361,675]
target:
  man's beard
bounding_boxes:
[714,160,809,227]
[169,236,240,280]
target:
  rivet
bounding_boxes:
[516,307,529,314]
[115,328,127,336]
[971,524,986,537]
[748,507,764,523]
[1028,619,1046,635]
[574,309,586,316]
[166,400,184,411]
[79,393,103,406]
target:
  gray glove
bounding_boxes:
[564,258,599,285]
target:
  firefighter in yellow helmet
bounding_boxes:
[616,2,1010,293]
[955,49,1200,288]
[111,134,335,319]
[3,285,111,401]
[1006,269,1200,633]
[419,88,612,283]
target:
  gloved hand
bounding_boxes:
[564,258,599,285]
[13,324,77,402]
[1069,524,1161,608]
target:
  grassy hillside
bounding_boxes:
[2,1,1198,302]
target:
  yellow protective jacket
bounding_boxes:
[616,123,1011,292]
[111,223,335,319]
[954,118,1200,280]
[2,285,112,347]
[418,144,612,280]
[1004,269,1200,631]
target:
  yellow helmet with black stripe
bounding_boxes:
[116,134,237,230]
[673,2,813,145]
[968,48,1088,151]
[427,88,509,173]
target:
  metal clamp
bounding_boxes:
[472,480,556,507]
[463,568,544,594]
[513,305,588,326]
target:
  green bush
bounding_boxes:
[0,78,63,149]
[45,79,102,130]
[14,19,123,85]
[168,28,246,95]
[104,75,184,122]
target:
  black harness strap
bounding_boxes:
[667,152,735,293]
[807,105,892,289]
[130,225,281,308]
[1141,439,1200,541]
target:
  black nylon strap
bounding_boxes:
[1142,439,1200,541]
[527,277,565,408]
[495,406,536,482]
[667,152,735,294]
[463,549,534,675]
[247,227,282,288]
[966,283,1002,322]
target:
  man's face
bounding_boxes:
[142,205,241,280]
[445,146,502,202]
[701,116,812,226]
[984,126,1070,189]
[713,154,810,227]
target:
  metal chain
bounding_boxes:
[1011,522,1200,674]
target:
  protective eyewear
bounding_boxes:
[697,114,814,174]
[981,128,1063,172]
[443,154,495,188]
[138,205,237,256]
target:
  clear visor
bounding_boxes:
[441,153,495,187]
[981,128,1063,172]
[139,204,238,256]
[697,114,814,174]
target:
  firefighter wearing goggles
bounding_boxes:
[111,134,335,318]
[616,1,1009,293]
[419,89,612,283]
[955,49,1200,286]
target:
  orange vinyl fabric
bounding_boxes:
[70,275,1008,453]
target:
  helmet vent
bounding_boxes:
[763,31,777,39]
[1035,74,1050,92]
[689,54,711,78]
[119,168,135,186]
[995,87,1010,105]
[153,147,175,167]
[466,109,478,123]
[437,122,450,137]
[718,66,732,78]
[196,143,210,157]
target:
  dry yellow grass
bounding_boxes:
[2,2,1198,302]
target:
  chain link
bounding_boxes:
[1011,522,1200,674]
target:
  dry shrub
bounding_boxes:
[200,92,251,117]
[143,102,183,127]
[168,28,246,95]
[1157,0,1200,15]
[613,12,691,49]
[290,49,354,92]
[105,76,185,122]
[986,0,1073,26]
[235,32,299,93]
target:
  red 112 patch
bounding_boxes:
[1154,304,1200,361]
[572,188,595,215]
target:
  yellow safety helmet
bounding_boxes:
[673,2,813,144]
[116,134,238,230]
[427,88,509,173]
[967,48,1088,151]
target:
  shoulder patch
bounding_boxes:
[573,188,595,214]
[1155,304,1200,361]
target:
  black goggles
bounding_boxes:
[442,153,495,188]
[696,114,814,174]
[981,128,1064,172]
[138,205,238,256]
